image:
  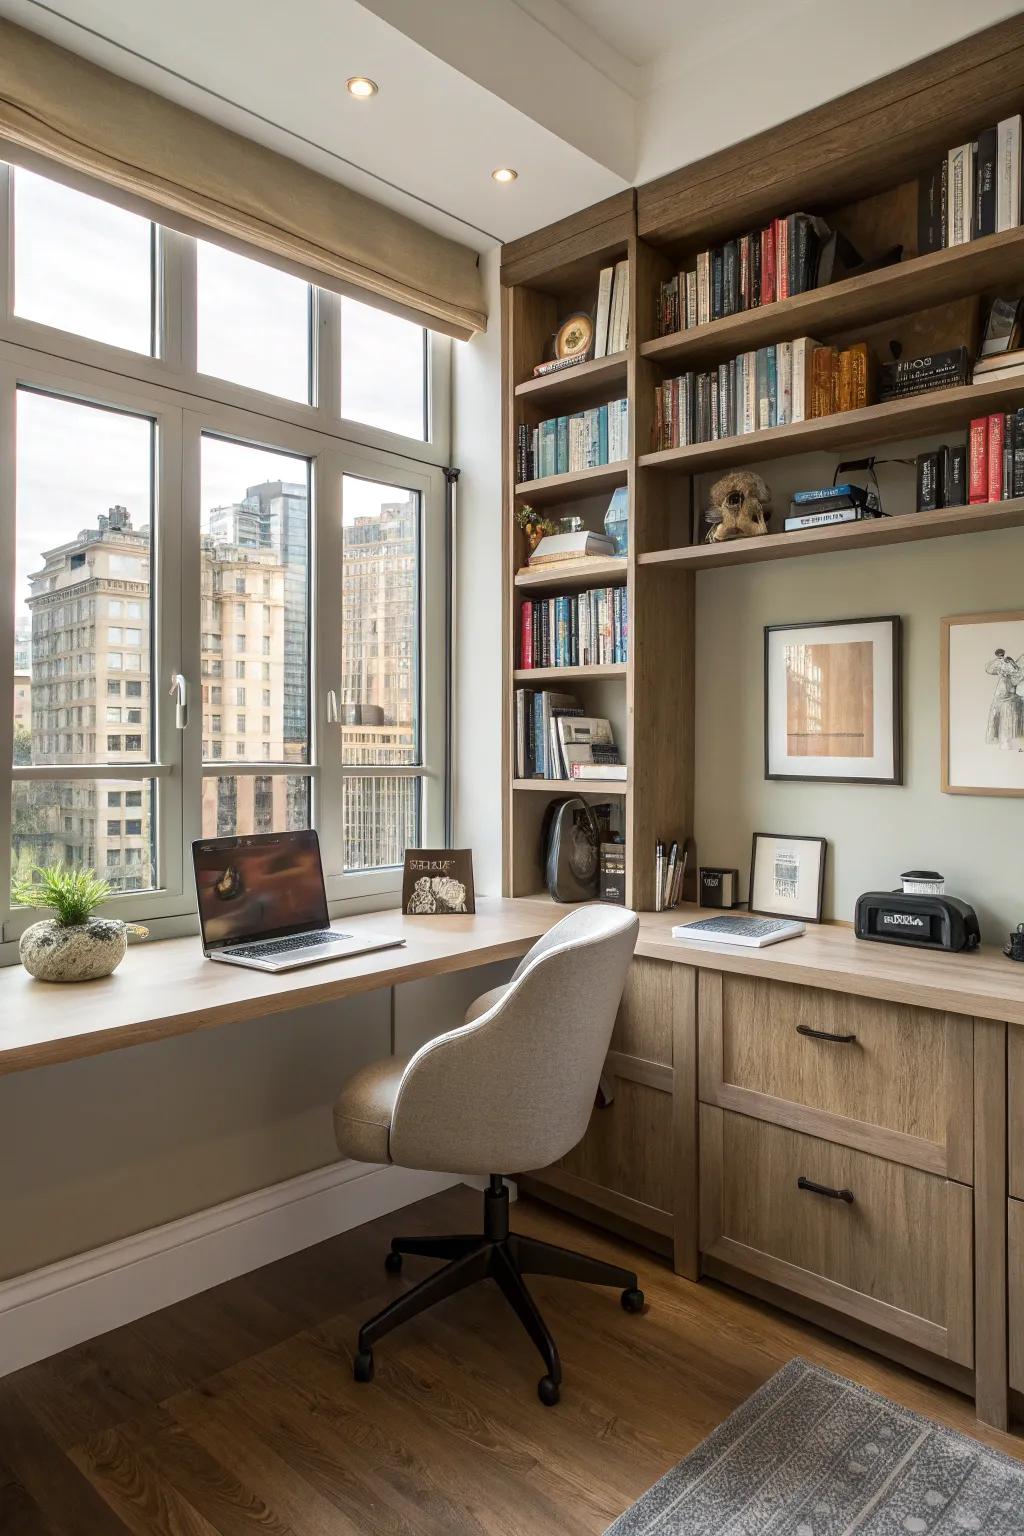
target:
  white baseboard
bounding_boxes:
[0,1161,462,1377]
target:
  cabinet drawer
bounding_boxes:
[1009,1030,1024,1201]
[1011,1199,1024,1393]
[700,1107,973,1366]
[699,972,972,1178]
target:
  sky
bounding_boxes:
[11,166,422,622]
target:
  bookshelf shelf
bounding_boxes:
[638,374,1024,476]
[514,556,628,591]
[515,462,627,506]
[513,777,628,796]
[514,351,629,405]
[639,227,1024,372]
[512,663,627,683]
[639,497,1024,571]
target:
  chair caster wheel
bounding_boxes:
[621,1287,645,1314]
[353,1348,375,1383]
[384,1250,403,1274]
[538,1375,560,1406]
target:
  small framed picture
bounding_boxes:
[749,833,826,922]
[402,849,476,914]
[941,610,1024,796]
[764,616,902,784]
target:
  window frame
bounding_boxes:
[0,160,452,955]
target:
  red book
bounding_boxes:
[987,414,1005,503]
[776,219,789,301]
[969,417,989,504]
[520,600,533,668]
[761,227,775,305]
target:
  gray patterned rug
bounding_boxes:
[606,1358,1024,1534]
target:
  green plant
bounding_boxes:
[12,864,112,926]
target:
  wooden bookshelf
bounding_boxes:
[500,16,1024,913]
[514,556,627,590]
[639,497,1024,571]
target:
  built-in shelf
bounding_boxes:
[638,373,1024,476]
[639,497,1024,571]
[512,777,628,795]
[515,462,627,507]
[512,662,627,683]
[514,351,629,406]
[639,227,1024,371]
[514,556,628,590]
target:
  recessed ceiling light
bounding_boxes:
[491,167,518,184]
[346,76,379,99]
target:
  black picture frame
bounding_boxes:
[402,849,476,914]
[748,832,827,922]
[763,615,902,785]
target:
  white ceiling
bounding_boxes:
[2,0,1022,253]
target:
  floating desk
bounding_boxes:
[0,899,560,1077]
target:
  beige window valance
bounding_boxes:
[0,19,486,340]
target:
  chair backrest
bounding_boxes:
[389,905,639,1176]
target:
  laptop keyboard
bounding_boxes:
[225,930,351,960]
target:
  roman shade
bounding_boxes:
[0,19,486,340]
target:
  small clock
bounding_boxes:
[554,311,594,362]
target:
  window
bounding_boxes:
[4,160,448,941]
[13,169,154,354]
[197,241,311,403]
[341,297,426,440]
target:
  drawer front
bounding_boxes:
[700,1107,973,1365]
[1010,1030,1024,1201]
[1011,1199,1024,1393]
[699,972,972,1179]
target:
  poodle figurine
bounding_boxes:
[704,471,772,542]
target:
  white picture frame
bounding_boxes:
[749,832,826,922]
[942,611,1024,797]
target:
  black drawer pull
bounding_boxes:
[796,1024,857,1044]
[798,1176,855,1204]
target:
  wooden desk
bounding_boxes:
[0,899,560,1077]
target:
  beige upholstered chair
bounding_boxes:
[333,904,641,1405]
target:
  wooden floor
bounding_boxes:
[2,1186,1022,1535]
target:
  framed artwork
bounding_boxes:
[749,832,826,922]
[402,849,476,914]
[941,610,1024,796]
[764,616,902,784]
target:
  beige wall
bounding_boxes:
[695,466,1024,941]
[0,959,514,1280]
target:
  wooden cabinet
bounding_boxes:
[700,1107,974,1366]
[519,958,696,1271]
[1009,1027,1024,1201]
[1010,1198,1024,1393]
[698,973,973,1179]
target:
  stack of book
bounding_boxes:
[968,411,1024,504]
[784,483,881,532]
[877,347,970,403]
[516,399,628,481]
[657,214,834,335]
[520,587,628,669]
[653,337,819,449]
[808,341,875,416]
[974,347,1024,385]
[527,529,618,568]
[514,690,624,781]
[919,115,1022,252]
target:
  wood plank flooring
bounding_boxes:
[2,1185,1021,1534]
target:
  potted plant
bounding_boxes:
[12,866,147,982]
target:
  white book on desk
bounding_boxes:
[671,915,805,947]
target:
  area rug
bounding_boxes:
[606,1358,1024,1534]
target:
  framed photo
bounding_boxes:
[764,616,902,784]
[749,832,826,922]
[402,849,476,914]
[941,610,1024,796]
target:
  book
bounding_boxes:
[969,417,989,503]
[997,115,1022,233]
[878,347,970,401]
[557,715,616,779]
[570,762,626,781]
[917,160,947,255]
[941,443,967,507]
[810,345,837,417]
[791,337,819,423]
[988,413,1006,503]
[1014,407,1024,497]
[975,125,998,239]
[593,266,614,358]
[528,530,616,565]
[979,299,1023,358]
[784,505,865,531]
[608,260,630,353]
[671,915,805,947]
[916,450,941,512]
[947,142,974,245]
[531,355,589,379]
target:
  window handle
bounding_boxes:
[326,689,339,724]
[169,673,188,729]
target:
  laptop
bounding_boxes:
[192,829,405,972]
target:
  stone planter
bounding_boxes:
[18,917,145,982]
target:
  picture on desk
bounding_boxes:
[942,610,1024,796]
[764,616,901,784]
[402,849,475,914]
[749,832,826,922]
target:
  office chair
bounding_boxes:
[333,904,641,1405]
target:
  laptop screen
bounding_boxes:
[193,830,329,950]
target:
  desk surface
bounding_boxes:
[3,896,1023,1077]
[0,900,557,1077]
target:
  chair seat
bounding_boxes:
[463,983,508,1023]
[333,1054,412,1165]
